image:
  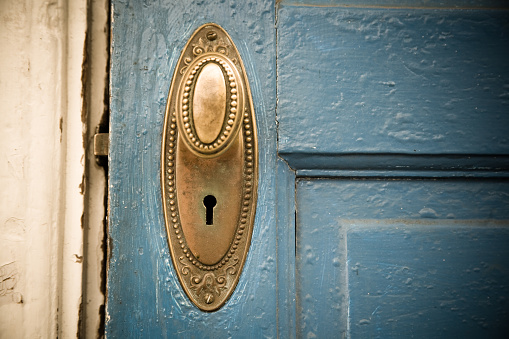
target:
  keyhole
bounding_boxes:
[203,195,217,225]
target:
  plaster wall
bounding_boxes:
[0,0,87,337]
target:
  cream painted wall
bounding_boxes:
[0,0,88,337]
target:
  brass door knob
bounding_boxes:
[161,23,258,312]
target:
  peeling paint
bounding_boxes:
[72,254,84,263]
[0,0,88,337]
[0,262,18,297]
[60,117,64,142]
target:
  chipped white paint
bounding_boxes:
[0,0,87,337]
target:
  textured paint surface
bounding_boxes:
[0,0,87,337]
[279,0,509,8]
[296,210,349,339]
[109,1,509,337]
[348,223,509,338]
[108,0,276,337]
[297,179,509,338]
[277,6,509,170]
[276,158,297,338]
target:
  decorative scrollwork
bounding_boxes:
[225,257,239,275]
[179,57,193,75]
[190,272,227,305]
[216,46,227,55]
[180,34,230,74]
[192,43,205,56]
[179,256,190,275]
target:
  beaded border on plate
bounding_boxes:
[178,54,243,157]
[166,109,255,271]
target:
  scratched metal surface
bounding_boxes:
[296,179,509,338]
[107,0,276,337]
[277,5,509,170]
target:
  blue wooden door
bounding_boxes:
[107,0,509,337]
[107,1,279,337]
[277,2,509,338]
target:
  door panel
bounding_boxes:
[277,4,509,170]
[107,1,277,337]
[297,179,509,338]
[285,4,509,337]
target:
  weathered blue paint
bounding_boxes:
[279,0,509,8]
[280,153,509,174]
[297,179,509,338]
[107,0,276,337]
[277,5,509,170]
[297,168,509,178]
[298,179,509,220]
[348,223,509,338]
[109,0,509,337]
[276,158,297,338]
[296,185,349,338]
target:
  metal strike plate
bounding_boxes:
[161,23,258,312]
[93,133,109,156]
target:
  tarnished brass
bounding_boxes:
[93,133,109,156]
[192,63,227,144]
[161,23,258,312]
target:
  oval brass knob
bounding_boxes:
[191,62,227,144]
[161,23,257,312]
[177,52,244,158]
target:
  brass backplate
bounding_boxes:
[161,23,258,312]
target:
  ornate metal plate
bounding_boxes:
[161,23,258,312]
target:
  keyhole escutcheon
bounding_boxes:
[203,195,217,225]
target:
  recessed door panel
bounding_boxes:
[296,179,509,338]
